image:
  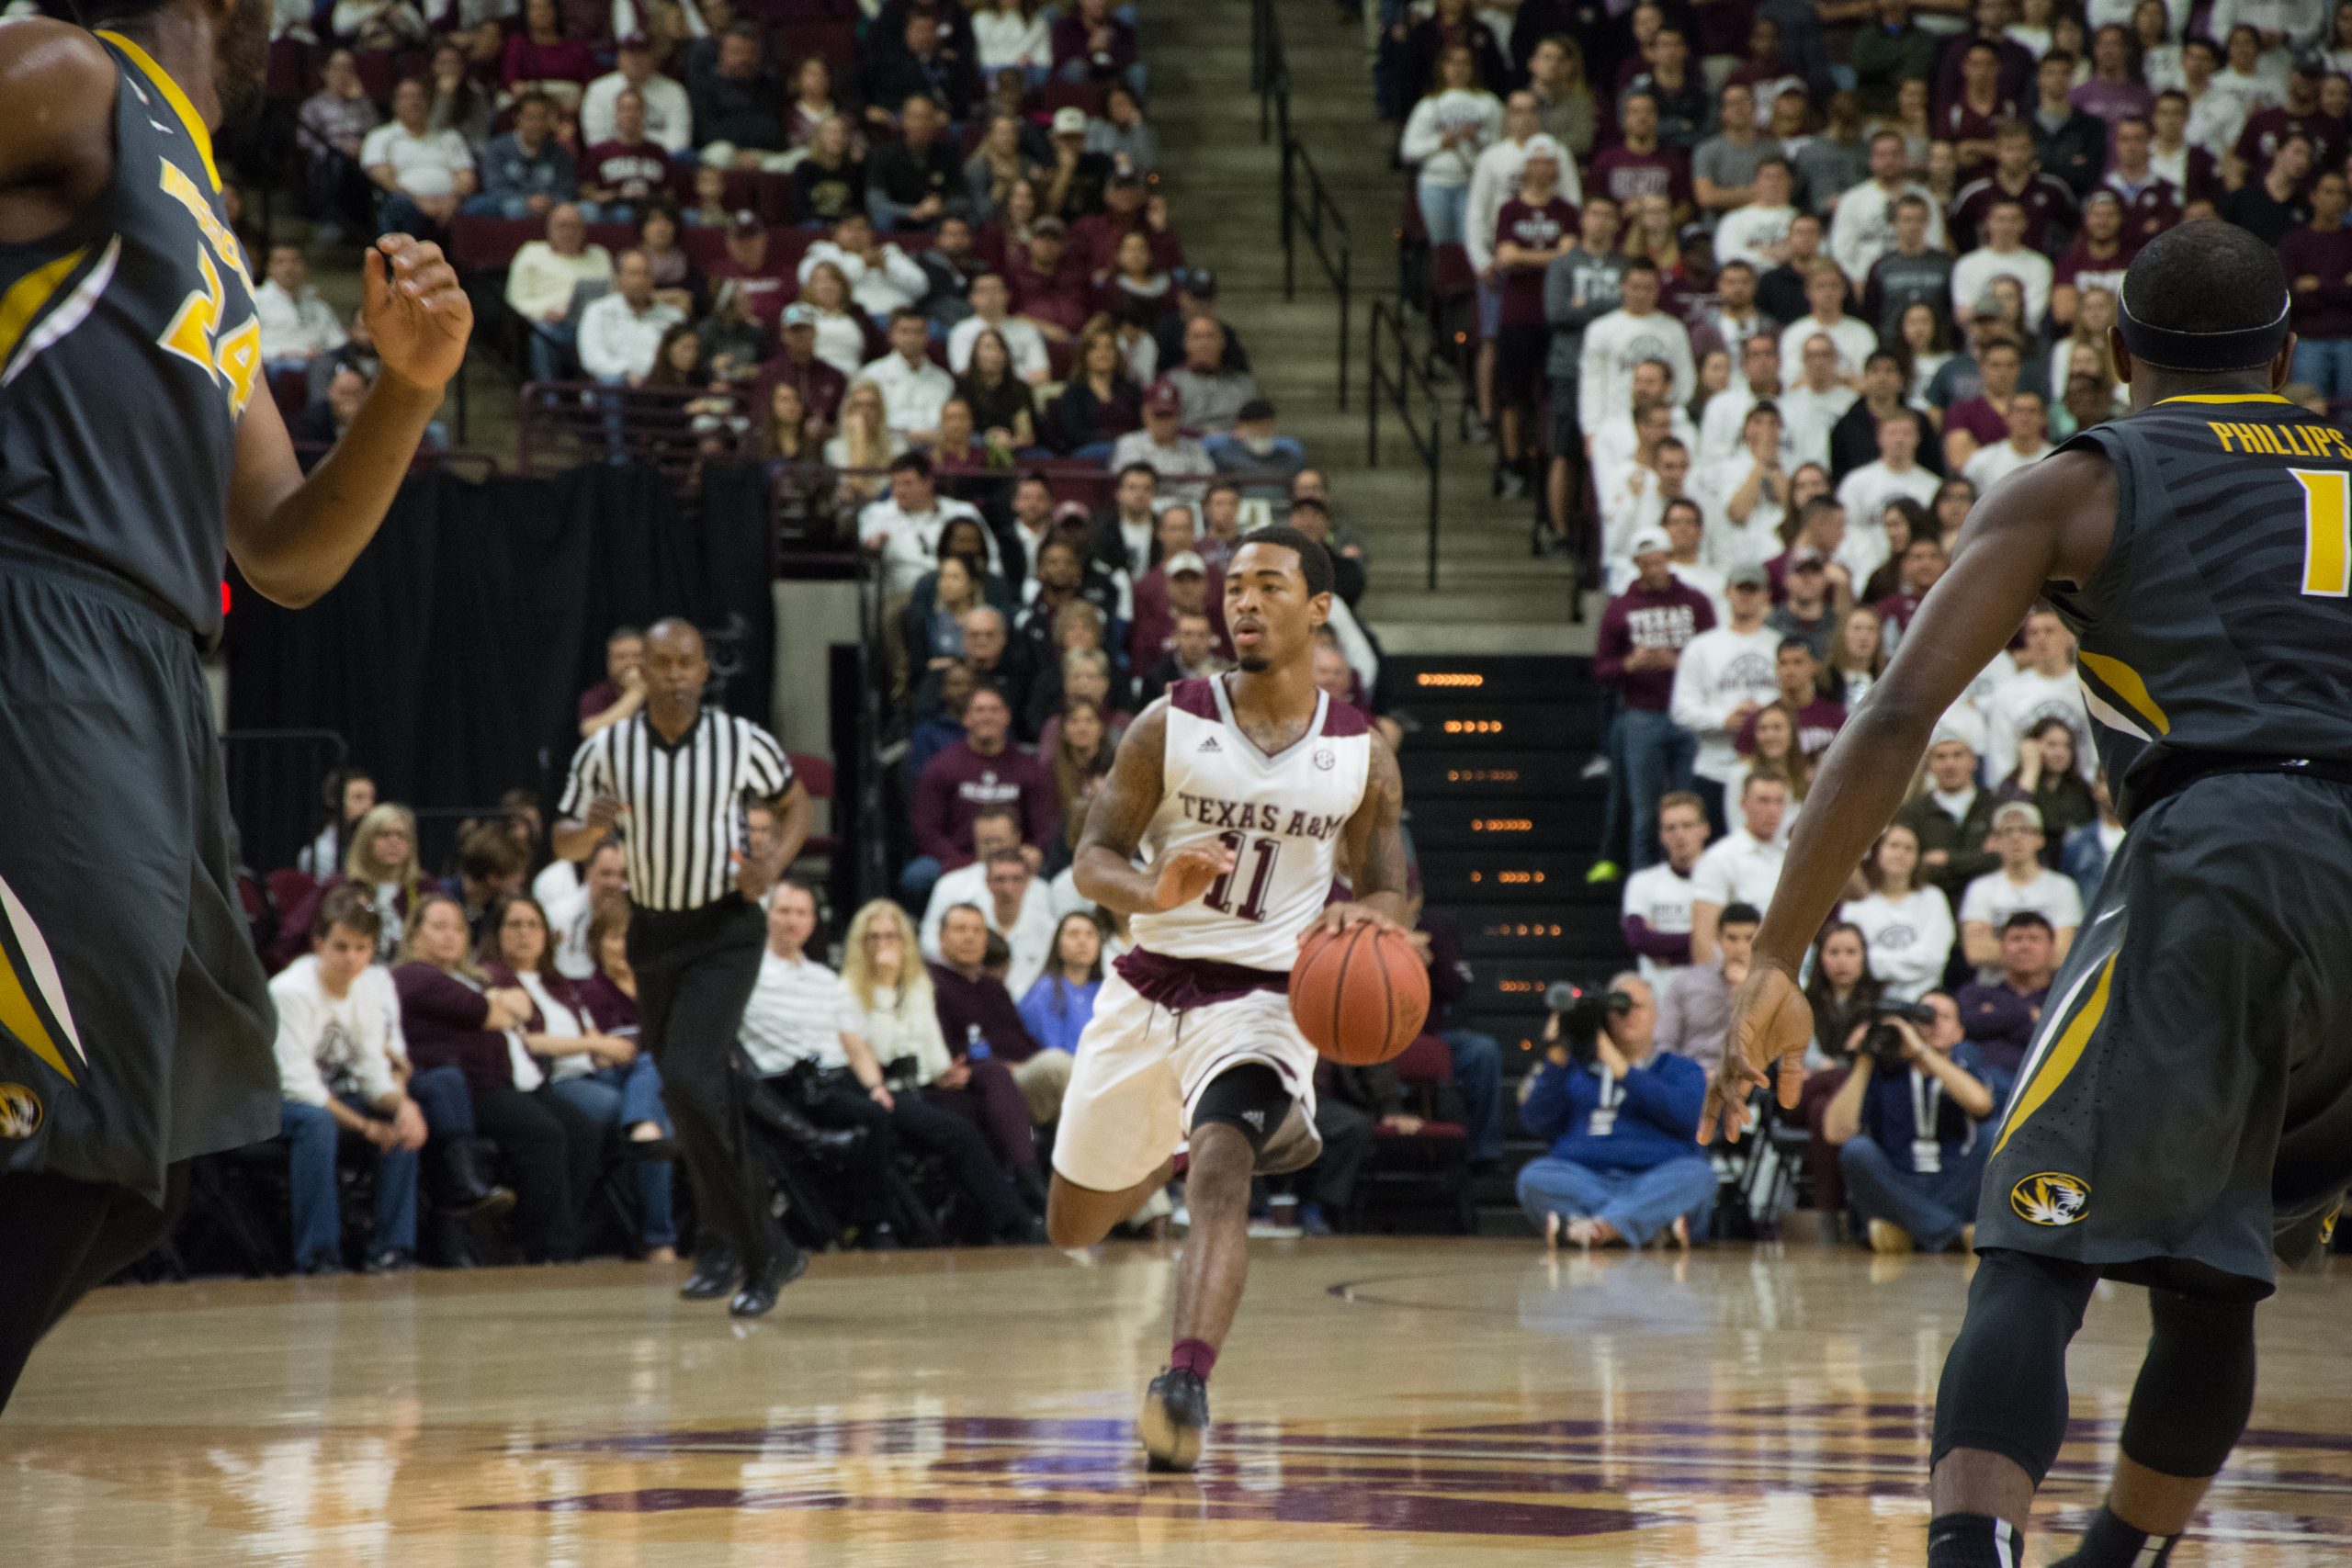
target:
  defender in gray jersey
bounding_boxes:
[0,0,469,1410]
[1715,221,2352,1568]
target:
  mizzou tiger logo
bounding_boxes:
[2010,1171,2090,1227]
[0,1082,42,1140]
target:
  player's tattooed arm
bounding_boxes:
[1314,734,1411,939]
[1073,703,1234,916]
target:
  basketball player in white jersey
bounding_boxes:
[1045,525,1411,1472]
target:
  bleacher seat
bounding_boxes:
[1348,1033,1474,1234]
[451,216,546,272]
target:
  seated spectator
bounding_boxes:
[1155,314,1259,437]
[946,273,1051,385]
[582,33,692,154]
[362,77,476,241]
[1823,992,2002,1254]
[270,887,426,1273]
[869,96,971,231]
[930,904,1062,1188]
[1739,639,1844,765]
[1107,384,1214,505]
[1996,716,2097,857]
[747,890,1036,1246]
[1689,770,1789,964]
[1834,416,1940,585]
[288,363,370,456]
[1961,388,2054,491]
[298,50,382,242]
[1959,801,2085,970]
[961,849,1058,999]
[863,11,980,128]
[861,452,994,598]
[419,39,492,152]
[2219,130,2312,247]
[1957,905,2059,1081]
[1515,975,1714,1249]
[1942,333,2031,473]
[1984,605,2093,784]
[1668,561,1782,837]
[1133,608,1230,708]
[1764,547,1838,659]
[794,215,923,326]
[691,24,786,164]
[577,624,646,739]
[580,90,678,223]
[1714,157,1802,273]
[1736,704,1814,825]
[953,330,1041,453]
[255,243,347,375]
[1091,228,1175,323]
[393,894,602,1262]
[1031,639,1129,749]
[1053,0,1141,93]
[578,250,684,389]
[1776,261,1876,385]
[502,0,596,105]
[780,265,862,379]
[1840,822,1957,1002]
[1951,197,2057,330]
[751,301,850,429]
[1621,789,1712,995]
[794,115,869,226]
[1655,899,1758,1072]
[1069,169,1182,276]
[465,92,575,220]
[1046,321,1144,457]
[860,310,957,443]
[967,111,1043,227]
[1203,398,1306,500]
[906,684,1057,903]
[2048,193,2132,333]
[297,767,376,882]
[485,895,676,1261]
[1894,714,2003,904]
[1829,352,1941,487]
[541,838,625,980]
[1824,603,1888,707]
[504,204,613,383]
[331,0,424,51]
[1006,216,1089,339]
[1301,1055,1421,1235]
[440,819,527,947]
[919,805,1037,946]
[1019,909,1105,1060]
[1018,534,1123,661]
[277,801,428,968]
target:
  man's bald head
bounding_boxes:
[643,618,711,715]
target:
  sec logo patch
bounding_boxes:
[2011,1171,2090,1227]
[0,1082,43,1140]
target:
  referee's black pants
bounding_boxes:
[628,897,786,1267]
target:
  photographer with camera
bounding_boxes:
[1821,990,2007,1256]
[1515,973,1718,1250]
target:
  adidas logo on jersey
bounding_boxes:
[1198,737,1222,753]
[1240,1109,1265,1129]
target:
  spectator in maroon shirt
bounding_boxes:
[2283,169,2352,402]
[1953,909,2056,1077]
[1493,138,1578,495]
[2070,24,2152,130]
[1737,639,1845,762]
[1596,528,1716,869]
[1875,534,1950,645]
[1932,0,2032,122]
[707,212,790,328]
[1941,334,2025,471]
[1052,0,1141,94]
[2048,190,2132,332]
[927,903,1053,1201]
[1950,121,2077,254]
[579,88,670,220]
[1589,91,1694,219]
[1006,217,1089,340]
[905,683,1057,904]
[2235,60,2346,192]
[579,625,646,737]
[2100,118,2184,248]
[1939,41,2018,183]
[1068,173,1184,279]
[753,304,850,434]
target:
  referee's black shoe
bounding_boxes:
[1138,1369,1207,1472]
[729,1244,808,1318]
[680,1249,740,1301]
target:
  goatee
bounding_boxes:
[1237,653,1271,672]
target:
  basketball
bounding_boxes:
[1290,922,1430,1066]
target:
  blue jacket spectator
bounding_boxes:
[1017,912,1107,1058]
[1825,993,2007,1254]
[466,94,578,219]
[1513,975,1718,1247]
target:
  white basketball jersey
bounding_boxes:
[1128,677,1374,973]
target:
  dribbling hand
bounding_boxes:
[1702,961,1812,1144]
[1150,844,1234,911]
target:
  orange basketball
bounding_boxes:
[1290,923,1430,1066]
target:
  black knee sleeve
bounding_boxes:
[1931,1248,2102,1483]
[2119,1289,2257,1479]
[1191,1064,1291,1156]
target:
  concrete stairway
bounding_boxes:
[1140,0,1595,652]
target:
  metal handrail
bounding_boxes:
[1249,0,1285,144]
[1277,98,1352,410]
[852,552,893,905]
[1366,298,1444,591]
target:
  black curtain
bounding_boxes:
[226,462,776,856]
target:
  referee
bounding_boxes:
[552,618,813,1316]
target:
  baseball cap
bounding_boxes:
[1165,550,1206,577]
[1627,526,1670,558]
[729,209,764,238]
[1051,500,1093,526]
[1789,546,1826,570]
[1520,134,1564,164]
[1107,167,1146,188]
[1236,397,1276,423]
[616,30,650,49]
[1144,382,1182,416]
[780,302,819,329]
[1726,561,1769,590]
[1032,215,1068,238]
[1991,800,2044,832]
[1930,705,1987,756]
[1051,106,1089,135]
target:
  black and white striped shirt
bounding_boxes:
[558,711,795,912]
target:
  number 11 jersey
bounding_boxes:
[1128,676,1373,974]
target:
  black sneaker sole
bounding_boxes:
[1138,1396,1203,1472]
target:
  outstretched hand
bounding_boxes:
[362,235,472,393]
[1702,961,1813,1144]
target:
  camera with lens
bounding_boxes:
[1544,980,1633,1066]
[1858,998,1939,1067]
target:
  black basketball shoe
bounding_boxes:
[1138,1368,1208,1472]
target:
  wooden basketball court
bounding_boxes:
[5,1239,2345,1565]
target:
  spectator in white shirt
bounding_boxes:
[577,249,684,384]
[1579,262,1698,450]
[1962,388,2055,489]
[1839,821,1958,1002]
[1697,332,1786,466]
[1777,261,1878,384]
[503,202,615,382]
[946,272,1051,383]
[1984,605,2095,784]
[254,242,348,373]
[1689,769,1790,964]
[1959,800,2085,968]
[542,839,627,982]
[1108,381,1216,503]
[1713,158,1803,273]
[859,309,956,442]
[271,888,425,1274]
[1589,359,1701,491]
[919,808,1039,951]
[972,850,1058,999]
[1399,43,1507,244]
[580,34,693,153]
[801,212,931,321]
[1829,130,1952,287]
[361,76,477,237]
[1622,790,1713,993]
[1600,434,1701,589]
[859,451,996,596]
[1699,401,1792,570]
[1777,333,1860,469]
[1669,561,1785,835]
[1951,198,2057,327]
[1664,502,1729,623]
[1834,414,1942,582]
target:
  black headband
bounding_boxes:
[2117,283,2290,372]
